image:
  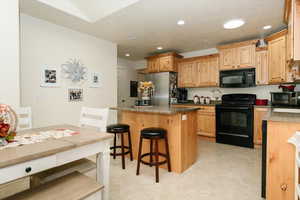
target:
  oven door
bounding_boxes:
[216,105,254,148]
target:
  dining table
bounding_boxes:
[0,124,113,200]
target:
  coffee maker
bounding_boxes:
[176,88,188,103]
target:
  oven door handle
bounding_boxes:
[217,106,252,110]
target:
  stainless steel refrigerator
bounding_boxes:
[144,72,177,106]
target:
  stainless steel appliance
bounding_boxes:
[144,72,177,106]
[220,68,256,88]
[271,92,300,106]
[216,94,256,148]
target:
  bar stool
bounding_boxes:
[106,124,133,169]
[136,127,171,183]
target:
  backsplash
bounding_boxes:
[187,85,300,100]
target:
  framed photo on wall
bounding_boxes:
[89,72,101,88]
[40,66,60,87]
[68,88,83,102]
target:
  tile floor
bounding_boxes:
[92,138,263,200]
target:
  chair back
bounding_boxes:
[79,107,109,132]
[16,107,32,131]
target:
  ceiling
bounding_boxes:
[20,0,286,60]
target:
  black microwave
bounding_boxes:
[220,68,256,88]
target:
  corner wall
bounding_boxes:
[20,14,118,128]
[0,0,20,107]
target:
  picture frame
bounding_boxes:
[68,88,83,102]
[40,66,60,87]
[89,72,101,88]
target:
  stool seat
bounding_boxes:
[141,127,166,138]
[107,124,129,133]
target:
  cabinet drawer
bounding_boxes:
[0,155,56,184]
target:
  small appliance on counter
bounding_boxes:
[271,91,300,106]
[176,88,188,103]
[255,99,268,106]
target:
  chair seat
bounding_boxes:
[141,127,166,138]
[107,124,129,133]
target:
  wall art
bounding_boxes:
[90,72,101,88]
[61,59,88,83]
[40,66,60,87]
[68,88,83,102]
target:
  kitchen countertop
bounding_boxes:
[111,106,199,114]
[264,109,300,123]
[171,100,221,107]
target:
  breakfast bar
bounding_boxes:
[112,106,199,173]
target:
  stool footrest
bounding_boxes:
[140,153,168,166]
[110,146,131,157]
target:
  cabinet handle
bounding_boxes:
[25,167,32,173]
[280,184,287,191]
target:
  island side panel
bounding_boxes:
[121,110,197,173]
[266,121,300,200]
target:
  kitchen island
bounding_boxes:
[112,106,199,173]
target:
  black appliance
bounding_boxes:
[220,68,256,88]
[216,94,256,148]
[176,88,188,103]
[261,120,267,198]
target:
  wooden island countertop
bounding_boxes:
[113,106,199,173]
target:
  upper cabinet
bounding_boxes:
[178,54,219,88]
[285,0,300,62]
[218,40,257,71]
[256,49,269,85]
[146,52,183,73]
[266,30,288,84]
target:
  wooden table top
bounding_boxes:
[0,125,113,168]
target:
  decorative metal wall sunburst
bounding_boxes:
[61,59,88,83]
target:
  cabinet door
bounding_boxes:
[254,108,268,145]
[219,48,236,70]
[159,56,174,72]
[178,62,195,87]
[256,50,269,85]
[237,44,256,68]
[147,58,159,73]
[197,112,216,138]
[208,56,219,86]
[198,59,209,86]
[268,35,287,84]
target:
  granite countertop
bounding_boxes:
[264,109,300,123]
[171,100,221,107]
[111,106,199,114]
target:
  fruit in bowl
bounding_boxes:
[0,104,17,145]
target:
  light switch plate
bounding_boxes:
[182,115,187,120]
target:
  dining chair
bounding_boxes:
[15,107,32,131]
[79,107,109,132]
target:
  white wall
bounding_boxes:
[20,14,117,128]
[0,0,20,107]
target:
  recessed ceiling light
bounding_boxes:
[177,20,185,26]
[125,53,130,57]
[263,25,272,30]
[223,19,245,29]
[157,46,163,50]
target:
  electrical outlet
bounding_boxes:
[182,115,187,120]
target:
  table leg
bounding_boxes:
[96,141,111,200]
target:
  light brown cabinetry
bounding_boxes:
[285,0,300,62]
[146,52,183,73]
[266,31,288,84]
[253,107,269,145]
[178,54,219,88]
[171,105,216,138]
[218,40,257,71]
[256,50,269,85]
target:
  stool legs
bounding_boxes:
[150,139,153,167]
[155,139,159,183]
[113,133,117,160]
[136,135,143,175]
[128,131,133,161]
[120,133,125,169]
[165,136,171,172]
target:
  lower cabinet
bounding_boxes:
[254,107,269,145]
[171,105,216,138]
